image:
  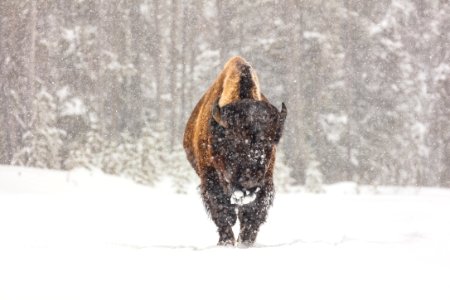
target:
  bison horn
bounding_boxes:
[275,102,287,143]
[212,100,228,128]
[280,102,287,121]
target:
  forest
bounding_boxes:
[0,0,449,191]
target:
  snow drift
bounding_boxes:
[0,166,449,300]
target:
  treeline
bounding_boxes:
[0,0,449,189]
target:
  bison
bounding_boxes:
[183,56,287,246]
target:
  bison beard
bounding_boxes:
[183,56,287,246]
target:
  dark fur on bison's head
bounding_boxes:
[210,98,287,194]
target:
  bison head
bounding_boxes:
[210,98,287,195]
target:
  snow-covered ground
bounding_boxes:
[1,166,450,300]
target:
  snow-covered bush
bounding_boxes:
[305,158,324,193]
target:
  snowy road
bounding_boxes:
[1,167,450,300]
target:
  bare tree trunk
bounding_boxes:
[96,0,107,138]
[341,0,356,182]
[28,0,37,127]
[178,2,188,138]
[1,1,22,162]
[216,0,224,63]
[286,1,307,184]
[169,0,179,149]
[187,0,202,110]
[0,1,12,163]
[109,3,121,138]
[216,0,231,63]
[153,0,162,118]
[0,1,5,163]
[129,2,144,135]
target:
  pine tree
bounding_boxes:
[12,89,64,169]
[274,149,294,193]
[167,143,195,193]
[64,117,105,170]
[305,154,325,194]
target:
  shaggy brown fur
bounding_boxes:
[183,56,287,246]
[184,56,263,174]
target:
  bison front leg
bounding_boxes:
[201,170,237,246]
[237,186,273,246]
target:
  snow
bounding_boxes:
[62,28,76,42]
[303,31,326,41]
[230,189,258,205]
[61,97,87,116]
[1,166,450,300]
[56,86,70,101]
[319,113,347,143]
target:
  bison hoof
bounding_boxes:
[217,239,236,247]
[237,238,255,248]
[237,242,253,248]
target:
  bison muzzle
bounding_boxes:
[183,56,287,246]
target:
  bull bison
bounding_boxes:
[183,56,287,246]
